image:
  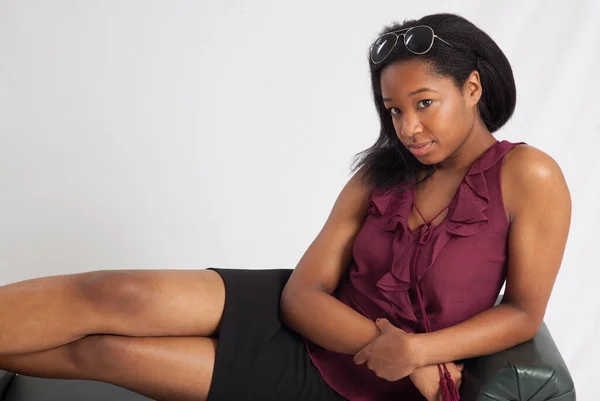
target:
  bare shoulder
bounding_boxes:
[338,166,379,218]
[503,144,565,183]
[502,144,571,221]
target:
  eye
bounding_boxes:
[417,99,432,109]
[388,107,401,116]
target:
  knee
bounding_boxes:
[73,270,154,315]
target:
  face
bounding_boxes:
[379,59,482,165]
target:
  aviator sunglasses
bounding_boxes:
[370,25,453,64]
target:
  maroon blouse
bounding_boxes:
[305,140,524,401]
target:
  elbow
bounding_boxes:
[519,311,544,342]
[525,318,544,341]
[280,284,296,317]
[280,282,324,323]
[280,283,310,320]
[503,302,544,342]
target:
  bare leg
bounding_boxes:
[0,269,225,355]
[0,334,217,401]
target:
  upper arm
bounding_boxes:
[282,167,375,298]
[501,145,572,332]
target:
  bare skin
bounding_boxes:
[0,335,218,401]
[0,269,226,400]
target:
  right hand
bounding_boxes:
[408,362,464,401]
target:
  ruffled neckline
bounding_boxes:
[366,140,517,325]
[369,140,509,230]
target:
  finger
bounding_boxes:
[375,318,388,331]
[354,349,368,365]
[353,342,370,364]
[456,363,464,371]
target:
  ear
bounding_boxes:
[463,70,482,107]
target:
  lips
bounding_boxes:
[408,142,432,149]
[407,141,433,156]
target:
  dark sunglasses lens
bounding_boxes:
[371,33,397,63]
[404,26,434,54]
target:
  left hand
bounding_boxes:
[353,318,420,381]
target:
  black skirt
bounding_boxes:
[205,268,348,401]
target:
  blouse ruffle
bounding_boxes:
[366,141,509,325]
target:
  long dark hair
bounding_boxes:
[350,13,516,191]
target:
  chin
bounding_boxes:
[413,149,442,165]
[415,155,438,165]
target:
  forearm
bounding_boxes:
[280,289,379,354]
[414,304,538,367]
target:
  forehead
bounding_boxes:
[379,59,454,97]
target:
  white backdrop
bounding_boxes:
[0,1,598,398]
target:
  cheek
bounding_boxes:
[422,106,450,135]
[436,101,468,132]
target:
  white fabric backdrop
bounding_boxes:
[0,1,597,398]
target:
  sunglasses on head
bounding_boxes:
[370,25,453,64]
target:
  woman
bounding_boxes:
[0,12,570,401]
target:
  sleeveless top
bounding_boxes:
[305,140,524,401]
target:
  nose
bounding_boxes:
[399,112,423,138]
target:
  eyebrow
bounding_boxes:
[382,87,437,102]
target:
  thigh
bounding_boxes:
[77,335,217,401]
[77,268,226,338]
[0,334,217,401]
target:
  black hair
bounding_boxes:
[350,13,516,191]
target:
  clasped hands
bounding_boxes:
[353,318,463,401]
